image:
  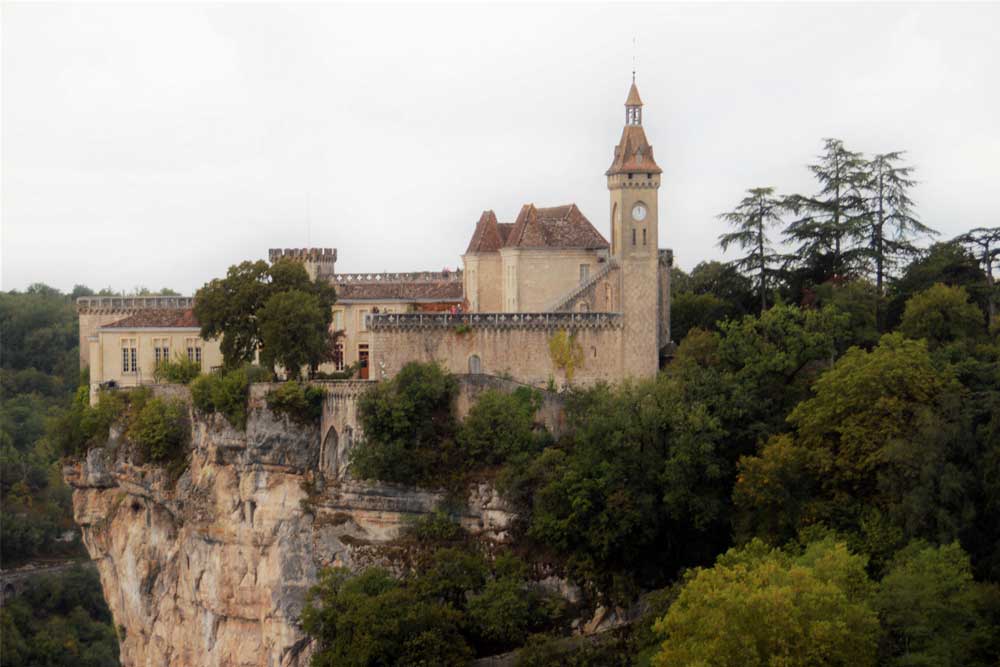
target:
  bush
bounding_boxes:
[403,509,467,543]
[153,356,202,384]
[456,387,549,467]
[127,397,189,462]
[191,366,270,430]
[50,387,131,457]
[899,283,985,348]
[351,362,459,486]
[266,380,325,425]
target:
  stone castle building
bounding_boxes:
[80,79,671,392]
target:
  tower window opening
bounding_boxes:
[647,173,652,178]
[643,228,647,245]
[632,228,636,246]
[628,174,633,180]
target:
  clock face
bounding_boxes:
[632,203,647,222]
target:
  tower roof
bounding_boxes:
[465,210,504,253]
[607,79,661,176]
[626,81,643,107]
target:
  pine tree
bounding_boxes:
[954,226,1000,323]
[860,152,936,328]
[718,187,787,312]
[784,139,868,282]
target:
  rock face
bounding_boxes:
[65,389,514,667]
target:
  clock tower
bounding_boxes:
[607,77,664,377]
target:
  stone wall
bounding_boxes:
[370,313,625,388]
[453,373,567,438]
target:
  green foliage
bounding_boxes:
[652,537,880,667]
[152,356,202,384]
[127,397,189,463]
[876,541,997,667]
[505,373,727,598]
[0,565,119,666]
[266,380,325,425]
[899,283,985,347]
[669,291,730,342]
[190,366,269,430]
[351,362,459,486]
[547,330,584,384]
[717,186,788,311]
[194,258,336,369]
[258,290,334,379]
[403,509,467,543]
[301,548,559,664]
[515,633,632,667]
[456,387,547,467]
[887,241,990,329]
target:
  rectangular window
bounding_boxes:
[643,228,647,245]
[359,309,369,331]
[632,228,636,246]
[153,338,170,365]
[334,342,345,371]
[121,338,137,374]
[579,264,590,283]
[332,310,344,331]
[185,337,202,368]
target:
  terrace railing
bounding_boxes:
[367,311,622,331]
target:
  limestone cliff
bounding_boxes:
[64,386,513,667]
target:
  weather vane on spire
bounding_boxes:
[632,36,637,82]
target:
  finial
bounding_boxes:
[632,36,637,83]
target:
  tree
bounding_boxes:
[876,541,996,667]
[194,259,336,368]
[785,138,869,282]
[258,290,334,379]
[860,152,935,327]
[351,362,459,485]
[898,283,985,348]
[886,241,989,329]
[456,387,547,467]
[954,227,1000,323]
[652,537,880,667]
[718,187,788,312]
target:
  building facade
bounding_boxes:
[79,79,671,393]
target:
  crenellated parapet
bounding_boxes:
[333,270,463,284]
[368,311,622,331]
[268,248,337,264]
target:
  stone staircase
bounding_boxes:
[544,259,619,312]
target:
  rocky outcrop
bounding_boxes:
[65,388,514,667]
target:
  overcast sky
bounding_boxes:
[2,2,997,295]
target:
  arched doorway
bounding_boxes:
[468,354,482,374]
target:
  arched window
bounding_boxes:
[468,354,482,374]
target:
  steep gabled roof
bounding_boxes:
[465,210,504,254]
[504,204,609,250]
[101,308,200,329]
[625,81,643,106]
[606,125,662,175]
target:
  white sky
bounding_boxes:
[2,2,998,295]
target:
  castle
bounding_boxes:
[78,79,672,393]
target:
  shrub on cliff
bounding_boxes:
[351,362,459,486]
[266,380,325,425]
[152,356,202,384]
[190,365,270,430]
[456,387,550,467]
[50,386,134,456]
[128,397,189,463]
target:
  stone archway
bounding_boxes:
[322,427,339,479]
[339,426,354,481]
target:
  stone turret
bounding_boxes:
[268,247,338,281]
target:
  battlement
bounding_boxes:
[368,311,622,331]
[333,270,463,284]
[268,248,338,263]
[76,296,194,313]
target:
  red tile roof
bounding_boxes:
[465,210,504,253]
[605,125,663,176]
[505,204,609,250]
[102,308,200,329]
[606,125,662,175]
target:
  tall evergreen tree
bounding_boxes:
[717,187,787,312]
[785,138,868,282]
[954,227,1000,323]
[860,151,935,328]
